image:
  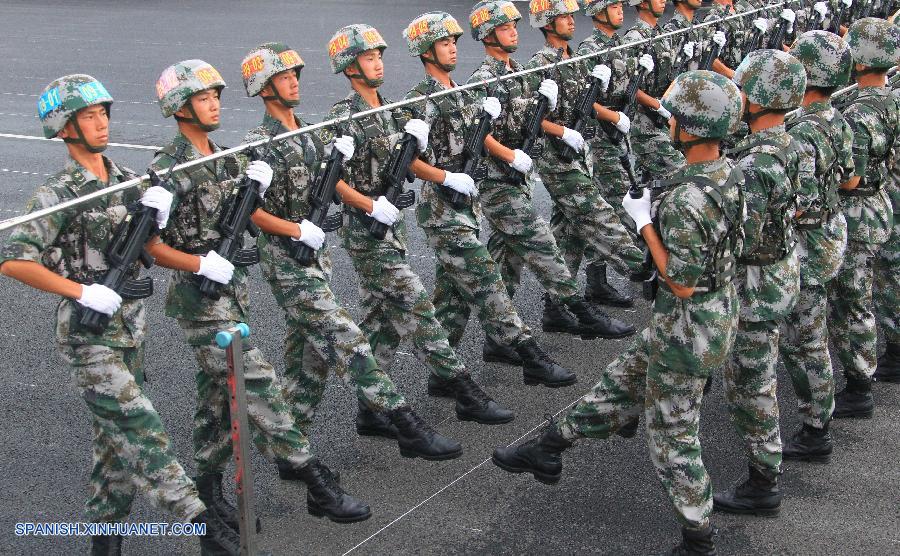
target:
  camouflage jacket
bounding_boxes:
[577,29,630,160]
[652,156,742,377]
[703,1,748,69]
[524,43,591,175]
[623,18,677,99]
[841,86,898,245]
[886,77,900,263]
[732,125,801,322]
[0,157,145,347]
[663,11,706,77]
[148,133,250,322]
[244,112,334,307]
[466,55,539,182]
[404,75,483,231]
[787,100,853,285]
[323,90,410,253]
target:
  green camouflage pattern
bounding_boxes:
[875,83,900,344]
[155,60,225,118]
[663,10,706,77]
[528,0,580,28]
[583,0,624,16]
[38,74,113,138]
[60,344,205,522]
[404,11,464,57]
[733,49,807,110]
[661,70,744,139]
[847,17,900,68]
[327,24,388,74]
[0,157,144,348]
[469,0,523,41]
[829,241,882,380]
[241,42,305,97]
[702,1,748,70]
[790,30,852,88]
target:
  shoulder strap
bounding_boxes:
[728,137,792,168]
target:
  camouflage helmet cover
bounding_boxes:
[241,42,305,97]
[662,70,743,138]
[156,60,226,118]
[469,1,523,41]
[38,74,113,139]
[328,24,388,74]
[789,31,851,88]
[405,12,465,56]
[733,49,807,109]
[847,17,900,68]
[529,0,580,28]
[583,0,624,16]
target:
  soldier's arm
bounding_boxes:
[0,260,83,299]
[484,135,516,163]
[712,59,735,79]
[411,159,448,183]
[841,110,871,190]
[637,90,662,110]
[336,180,374,213]
[250,208,301,238]
[145,236,201,273]
[640,225,696,299]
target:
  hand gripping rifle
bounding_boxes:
[447,77,499,209]
[742,21,766,59]
[368,104,421,241]
[627,165,660,302]
[557,55,608,163]
[198,122,279,299]
[699,25,724,71]
[599,52,650,146]
[831,1,847,34]
[504,47,565,185]
[78,143,189,333]
[767,13,791,50]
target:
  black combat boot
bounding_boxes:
[388,406,463,460]
[566,298,636,339]
[541,293,583,336]
[782,422,832,463]
[492,417,572,484]
[515,337,577,387]
[355,399,398,439]
[427,373,515,424]
[874,342,900,383]
[287,459,372,524]
[713,465,782,516]
[192,508,241,556]
[277,459,340,483]
[833,375,874,419]
[668,525,717,555]
[585,262,634,308]
[616,417,639,438]
[482,335,523,365]
[91,534,122,556]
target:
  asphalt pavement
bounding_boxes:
[0,1,897,555]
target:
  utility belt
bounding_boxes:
[737,243,790,266]
[795,207,836,230]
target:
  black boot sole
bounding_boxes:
[308,500,372,524]
[543,322,636,340]
[457,410,516,425]
[398,445,464,461]
[832,408,874,419]
[523,372,577,388]
[783,451,831,463]
[356,425,398,439]
[491,455,560,485]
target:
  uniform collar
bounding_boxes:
[483,54,521,74]
[64,155,125,188]
[678,154,729,176]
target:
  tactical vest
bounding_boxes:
[841,94,898,198]
[337,99,408,199]
[786,113,842,229]
[264,128,321,223]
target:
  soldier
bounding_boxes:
[522,0,644,337]
[0,75,237,555]
[779,30,854,461]
[145,59,372,524]
[399,12,566,401]
[702,0,747,79]
[712,49,805,518]
[492,70,745,556]
[829,18,900,415]
[664,0,729,78]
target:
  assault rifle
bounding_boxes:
[445,82,494,209]
[699,26,723,71]
[600,54,649,145]
[369,127,418,240]
[627,166,660,302]
[767,14,791,50]
[78,143,188,333]
[831,0,847,34]
[742,22,765,59]
[557,56,607,163]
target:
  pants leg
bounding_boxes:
[828,240,880,381]
[549,203,584,277]
[874,257,900,345]
[433,261,473,347]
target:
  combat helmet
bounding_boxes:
[328,24,388,87]
[847,17,900,69]
[628,0,664,17]
[529,0,580,33]
[155,60,226,131]
[790,31,852,89]
[584,0,625,28]
[405,12,465,71]
[38,74,113,153]
[241,42,305,106]
[470,0,522,52]
[733,49,807,115]
[662,70,743,146]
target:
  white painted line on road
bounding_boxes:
[0,132,161,151]
[1,167,51,177]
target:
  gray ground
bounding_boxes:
[0,1,897,555]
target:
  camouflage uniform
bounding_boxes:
[703,1,748,70]
[150,133,313,475]
[245,113,406,431]
[0,157,204,523]
[663,9,706,77]
[876,72,900,347]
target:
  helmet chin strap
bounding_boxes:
[483,30,519,53]
[742,105,773,124]
[261,70,301,108]
[346,59,384,88]
[672,119,711,150]
[422,45,457,73]
[638,1,665,18]
[593,10,622,30]
[174,102,220,132]
[62,105,110,154]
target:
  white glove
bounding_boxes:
[682,41,696,59]
[246,160,273,199]
[367,195,400,225]
[813,2,828,18]
[615,112,631,134]
[713,31,727,48]
[753,18,769,33]
[656,103,672,121]
[443,171,477,197]
[509,149,533,174]
[622,188,652,233]
[140,185,174,230]
[538,79,559,112]
[639,53,655,73]
[77,283,123,317]
[482,97,502,120]
[780,8,796,24]
[333,136,355,159]
[404,119,430,152]
[195,250,234,285]
[591,64,612,91]
[840,0,852,7]
[561,127,585,153]
[292,219,325,250]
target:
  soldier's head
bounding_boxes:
[673,0,703,12]
[38,74,113,154]
[329,24,388,90]
[790,31,852,99]
[629,0,667,19]
[847,17,900,79]
[156,60,226,132]
[405,12,464,73]
[529,0,580,41]
[733,49,806,125]
[470,1,522,54]
[662,70,743,152]
[584,0,625,30]
[242,42,305,109]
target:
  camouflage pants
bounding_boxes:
[177,320,312,475]
[875,184,900,344]
[422,221,531,348]
[780,283,835,428]
[60,344,205,523]
[344,243,467,380]
[725,319,783,474]
[632,111,686,180]
[478,177,579,302]
[828,240,880,381]
[542,169,643,278]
